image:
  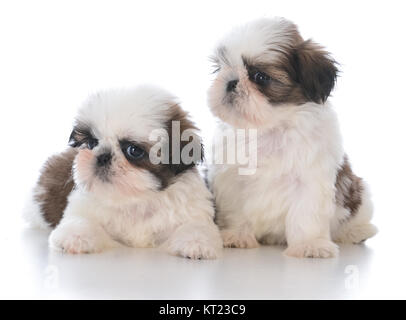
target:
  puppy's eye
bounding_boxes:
[252,71,271,86]
[87,138,98,150]
[125,144,145,160]
[212,66,221,74]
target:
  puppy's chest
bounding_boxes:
[216,164,299,212]
[102,206,175,247]
[232,128,289,157]
[256,129,288,158]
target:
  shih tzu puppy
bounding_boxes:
[25,86,222,259]
[207,17,377,258]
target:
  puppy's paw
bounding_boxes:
[284,239,338,258]
[221,229,259,249]
[49,223,110,254]
[165,224,223,260]
[50,233,101,254]
[169,240,221,260]
[336,223,378,244]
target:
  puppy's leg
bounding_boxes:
[49,219,116,254]
[334,185,378,244]
[284,183,338,258]
[49,193,117,254]
[164,221,223,260]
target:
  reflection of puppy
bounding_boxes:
[25,86,222,259]
[207,18,377,258]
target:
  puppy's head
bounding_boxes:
[69,86,203,202]
[208,17,338,128]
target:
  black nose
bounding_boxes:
[97,152,112,167]
[226,79,238,92]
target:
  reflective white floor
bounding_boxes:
[1,219,404,299]
[1,0,406,301]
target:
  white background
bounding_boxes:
[0,0,405,299]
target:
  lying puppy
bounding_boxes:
[25,86,222,259]
[207,17,377,258]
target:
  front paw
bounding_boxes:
[284,239,338,258]
[165,225,223,260]
[221,229,259,249]
[169,240,221,260]
[49,224,108,254]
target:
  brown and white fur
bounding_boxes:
[24,86,222,259]
[207,17,377,258]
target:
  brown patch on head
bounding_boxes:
[290,40,338,104]
[117,139,176,190]
[243,39,338,106]
[243,56,308,105]
[35,148,77,228]
[117,104,204,190]
[335,155,363,216]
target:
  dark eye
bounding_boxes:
[212,66,221,74]
[87,138,98,150]
[252,71,271,86]
[125,144,145,160]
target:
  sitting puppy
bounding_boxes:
[207,17,377,258]
[25,86,222,259]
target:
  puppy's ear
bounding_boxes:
[68,125,89,147]
[293,40,338,104]
[174,130,204,175]
[68,129,81,147]
[166,105,204,175]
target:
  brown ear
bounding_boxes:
[68,128,83,147]
[175,129,204,175]
[166,105,204,175]
[68,124,92,148]
[293,40,338,104]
